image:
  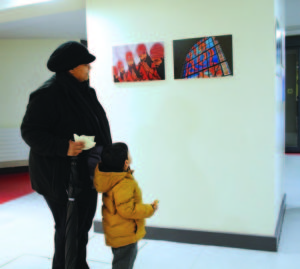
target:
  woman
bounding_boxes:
[21,41,112,269]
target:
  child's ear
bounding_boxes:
[124,159,129,170]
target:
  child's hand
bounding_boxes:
[151,200,159,212]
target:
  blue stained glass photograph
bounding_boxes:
[173,34,233,79]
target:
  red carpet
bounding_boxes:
[0,172,33,204]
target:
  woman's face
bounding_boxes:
[127,152,132,165]
[139,52,147,62]
[127,59,134,66]
[124,152,132,171]
[69,64,91,82]
[151,58,162,67]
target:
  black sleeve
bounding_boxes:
[21,88,69,157]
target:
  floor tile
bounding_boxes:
[0,255,51,269]
[134,240,201,269]
[87,233,148,264]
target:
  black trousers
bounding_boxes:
[112,243,138,269]
[44,188,98,269]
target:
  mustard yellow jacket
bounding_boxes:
[93,165,154,248]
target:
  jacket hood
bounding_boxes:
[93,164,133,193]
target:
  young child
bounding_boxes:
[93,142,158,269]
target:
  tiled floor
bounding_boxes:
[0,155,299,269]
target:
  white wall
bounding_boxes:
[274,0,286,226]
[0,39,75,128]
[87,0,284,236]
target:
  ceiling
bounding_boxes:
[0,9,86,39]
[0,0,86,39]
[0,0,299,39]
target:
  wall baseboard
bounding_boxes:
[0,161,29,175]
[275,193,286,248]
[94,194,286,252]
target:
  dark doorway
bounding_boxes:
[285,36,300,153]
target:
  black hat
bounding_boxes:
[47,41,96,72]
[101,143,129,172]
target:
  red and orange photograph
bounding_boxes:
[112,42,165,83]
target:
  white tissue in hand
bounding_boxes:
[74,134,96,150]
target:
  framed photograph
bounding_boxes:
[112,42,165,83]
[173,35,233,79]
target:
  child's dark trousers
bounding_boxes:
[112,242,138,269]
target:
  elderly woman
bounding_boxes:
[21,41,112,269]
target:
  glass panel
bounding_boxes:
[221,62,231,75]
[214,65,222,76]
[216,45,225,62]
[200,43,206,53]
[209,56,215,67]
[213,37,219,45]
[203,70,210,78]
[206,49,211,59]
[209,67,216,77]
[212,55,219,65]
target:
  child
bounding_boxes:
[93,142,158,269]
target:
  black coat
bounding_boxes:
[21,72,112,202]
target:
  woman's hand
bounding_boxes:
[67,140,85,156]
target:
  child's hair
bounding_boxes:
[100,142,128,172]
